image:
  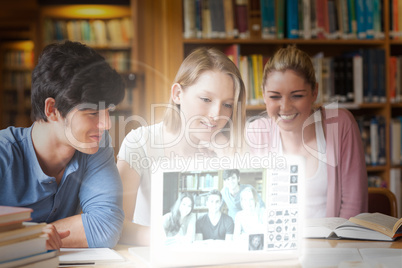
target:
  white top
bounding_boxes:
[117,122,165,226]
[304,111,328,218]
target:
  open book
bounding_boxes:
[304,213,402,241]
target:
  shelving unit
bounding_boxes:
[179,170,221,212]
[38,4,141,157]
[0,41,35,129]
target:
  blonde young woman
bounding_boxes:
[233,186,265,239]
[246,45,367,219]
[117,47,246,245]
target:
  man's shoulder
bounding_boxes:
[240,184,254,190]
[0,126,30,153]
[196,213,208,222]
[220,213,234,223]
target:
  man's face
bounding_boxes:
[252,236,261,248]
[225,174,240,191]
[207,194,222,213]
[63,107,112,155]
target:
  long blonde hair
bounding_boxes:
[163,47,246,152]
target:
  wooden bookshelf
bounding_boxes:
[38,4,142,157]
[0,41,35,129]
[0,0,39,129]
[137,0,400,192]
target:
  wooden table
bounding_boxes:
[62,239,402,268]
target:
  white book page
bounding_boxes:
[59,248,125,265]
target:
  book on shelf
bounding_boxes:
[44,17,132,46]
[180,0,384,40]
[304,213,402,241]
[390,118,402,165]
[223,0,236,38]
[183,0,196,39]
[390,169,401,218]
[235,0,249,39]
[286,0,299,39]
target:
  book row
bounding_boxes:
[183,0,384,40]
[314,48,386,104]
[179,173,220,191]
[97,51,131,72]
[356,115,386,167]
[183,0,250,39]
[43,17,132,46]
[3,50,34,69]
[2,71,31,90]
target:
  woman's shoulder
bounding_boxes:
[247,116,272,129]
[321,107,354,123]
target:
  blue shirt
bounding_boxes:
[0,125,124,248]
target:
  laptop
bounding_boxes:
[129,154,305,267]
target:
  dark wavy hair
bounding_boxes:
[222,169,240,181]
[31,40,125,121]
[165,192,194,236]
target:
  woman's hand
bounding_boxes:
[41,224,70,250]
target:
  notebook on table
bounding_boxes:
[129,155,305,267]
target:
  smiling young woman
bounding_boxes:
[246,45,368,220]
[117,47,246,246]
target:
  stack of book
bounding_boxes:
[0,206,58,268]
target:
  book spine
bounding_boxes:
[373,0,383,38]
[355,0,367,39]
[327,0,338,39]
[370,117,379,166]
[347,0,357,38]
[316,0,326,38]
[260,0,270,38]
[276,0,285,38]
[303,0,312,39]
[286,0,299,39]
[390,56,397,103]
[202,0,212,38]
[378,116,386,165]
[377,49,386,103]
[195,0,203,38]
[183,0,196,38]
[353,53,363,104]
[365,0,374,39]
[223,0,235,38]
[235,0,249,39]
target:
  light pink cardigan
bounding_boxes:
[246,107,368,218]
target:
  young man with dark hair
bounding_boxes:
[0,41,125,249]
[195,189,234,240]
[221,169,265,220]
